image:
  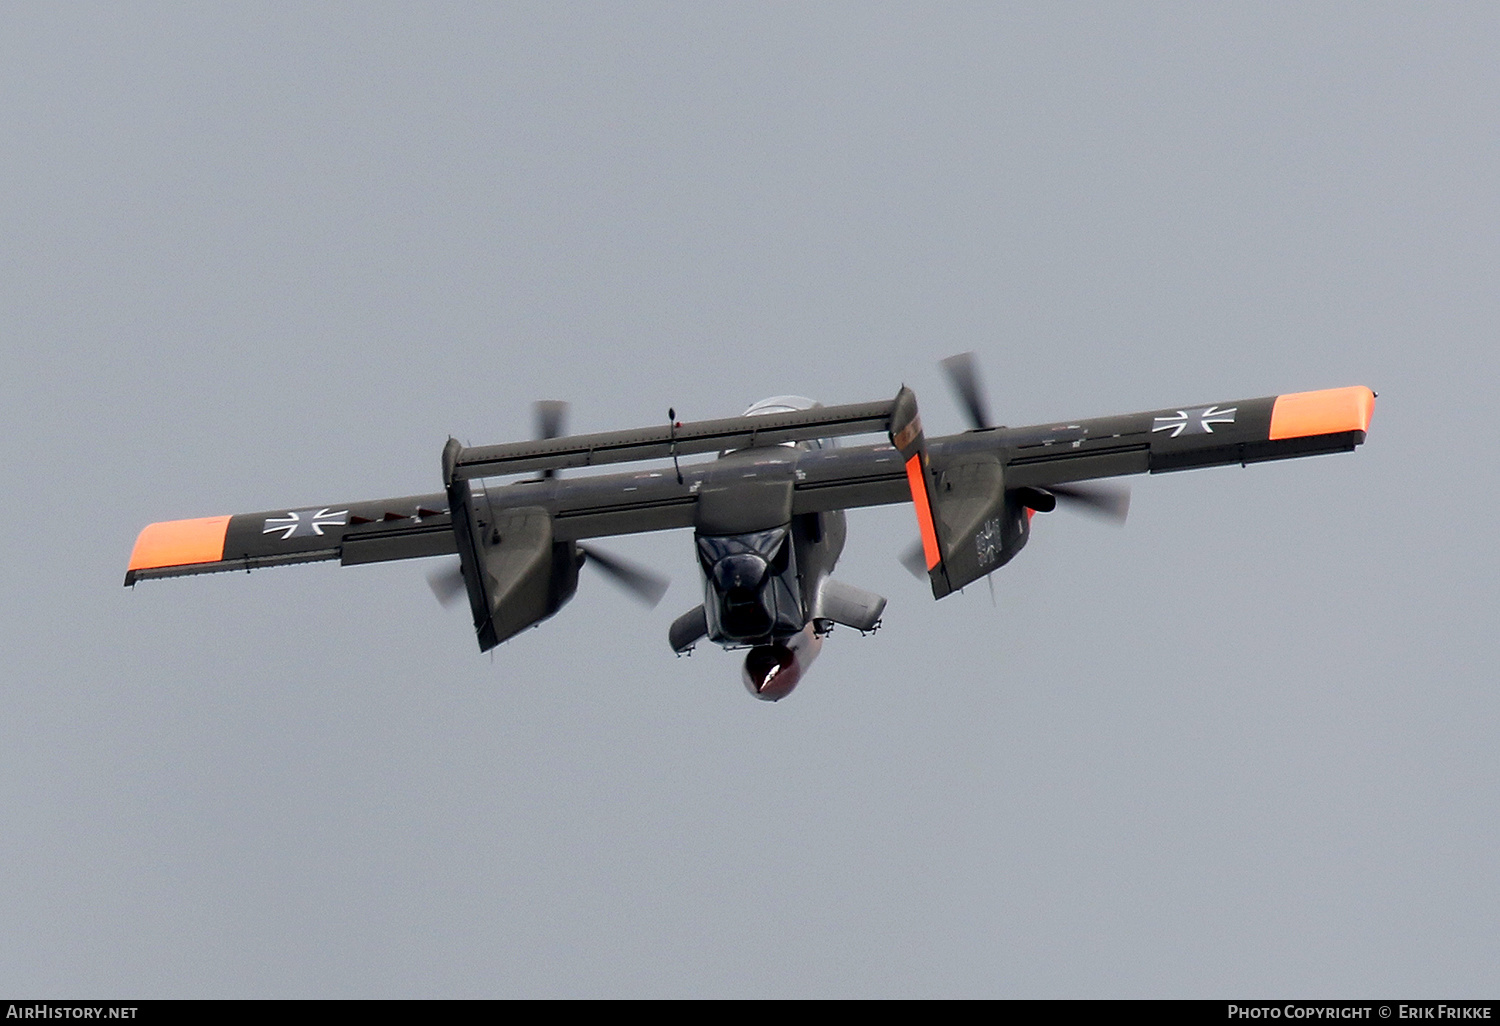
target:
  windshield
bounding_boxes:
[697,527,787,567]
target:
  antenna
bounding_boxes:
[668,408,684,484]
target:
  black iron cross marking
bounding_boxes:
[1152,405,1237,438]
[262,508,349,540]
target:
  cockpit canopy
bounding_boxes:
[738,396,836,452]
[696,526,803,644]
[741,395,819,417]
[697,527,789,573]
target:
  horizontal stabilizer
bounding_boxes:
[445,397,897,481]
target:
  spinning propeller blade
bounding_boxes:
[426,559,467,608]
[941,352,1131,521]
[427,545,670,610]
[899,539,928,580]
[578,544,670,607]
[896,353,1131,578]
[431,401,667,613]
[534,400,569,478]
[534,400,568,440]
[940,351,992,431]
[1048,482,1131,524]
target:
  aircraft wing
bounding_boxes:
[124,493,455,585]
[124,386,1374,587]
[120,457,908,588]
[988,385,1376,489]
[123,398,911,586]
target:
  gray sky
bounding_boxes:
[3,2,1497,998]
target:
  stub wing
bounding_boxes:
[124,493,454,585]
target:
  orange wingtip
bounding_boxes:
[127,515,231,571]
[1269,386,1376,441]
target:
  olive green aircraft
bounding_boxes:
[125,355,1375,700]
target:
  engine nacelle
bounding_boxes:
[741,624,822,701]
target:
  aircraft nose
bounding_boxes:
[742,643,801,701]
[711,553,767,593]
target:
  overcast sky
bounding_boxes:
[3,2,1497,998]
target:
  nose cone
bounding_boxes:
[738,626,822,702]
[742,644,800,701]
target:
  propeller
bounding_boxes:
[940,351,992,431]
[1046,482,1131,524]
[425,543,669,611]
[577,543,669,607]
[899,540,928,580]
[534,400,569,478]
[534,399,568,440]
[427,560,467,608]
[939,351,1131,524]
[898,484,1131,579]
[429,398,670,610]
[898,352,1132,578]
